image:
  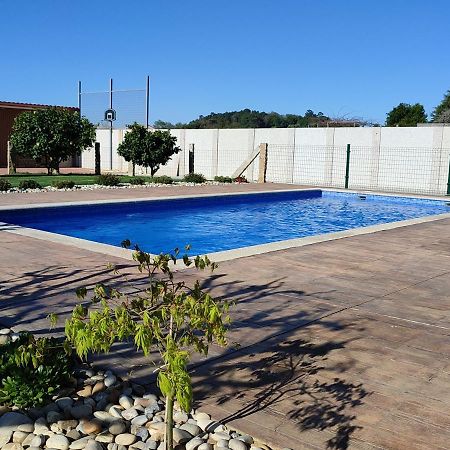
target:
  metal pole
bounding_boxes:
[78,81,82,114]
[447,154,450,195]
[109,78,113,171]
[345,144,351,189]
[145,75,150,129]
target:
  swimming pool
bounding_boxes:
[1,190,449,255]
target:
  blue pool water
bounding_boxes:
[1,190,448,254]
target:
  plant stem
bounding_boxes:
[165,392,174,450]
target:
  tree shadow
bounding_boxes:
[191,321,369,450]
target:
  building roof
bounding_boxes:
[0,101,78,111]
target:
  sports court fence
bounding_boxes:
[264,144,450,196]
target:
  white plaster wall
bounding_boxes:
[184,129,217,179]
[85,126,450,195]
[217,129,255,179]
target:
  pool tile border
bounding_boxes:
[1,188,450,263]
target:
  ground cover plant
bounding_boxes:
[214,176,233,183]
[0,332,73,408]
[63,243,230,449]
[183,173,206,183]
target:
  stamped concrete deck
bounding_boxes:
[0,184,449,449]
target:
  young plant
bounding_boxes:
[64,244,231,450]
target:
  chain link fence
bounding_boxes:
[265,144,450,196]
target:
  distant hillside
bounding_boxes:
[154,109,334,129]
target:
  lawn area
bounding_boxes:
[0,173,155,188]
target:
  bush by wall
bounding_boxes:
[183,173,206,183]
[97,174,121,186]
[18,180,42,190]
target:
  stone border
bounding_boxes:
[1,189,450,263]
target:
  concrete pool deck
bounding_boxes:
[0,184,449,449]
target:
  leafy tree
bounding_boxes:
[117,124,181,176]
[153,109,331,129]
[431,90,450,122]
[63,244,230,450]
[10,108,95,174]
[385,103,427,127]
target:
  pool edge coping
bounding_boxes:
[1,187,450,263]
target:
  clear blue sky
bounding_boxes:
[1,0,449,125]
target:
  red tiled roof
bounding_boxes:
[0,101,78,110]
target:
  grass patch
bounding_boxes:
[0,174,155,188]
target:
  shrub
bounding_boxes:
[235,175,248,183]
[52,180,76,189]
[0,179,12,191]
[151,175,173,184]
[214,176,233,183]
[0,332,73,408]
[97,174,121,186]
[18,179,42,190]
[128,177,147,185]
[183,173,206,183]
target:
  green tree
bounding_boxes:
[117,124,181,176]
[431,90,450,122]
[64,244,230,450]
[385,103,427,127]
[10,108,95,174]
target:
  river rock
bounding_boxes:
[118,396,133,409]
[71,405,93,419]
[180,423,202,437]
[0,413,33,448]
[46,435,70,450]
[29,435,46,447]
[131,415,148,427]
[238,435,254,445]
[2,443,22,450]
[92,382,105,395]
[173,411,188,424]
[229,439,248,450]
[115,434,136,446]
[173,428,193,445]
[12,431,29,444]
[85,439,104,450]
[104,375,117,388]
[95,432,114,444]
[56,397,74,410]
[185,438,205,450]
[197,444,213,450]
[77,386,93,398]
[121,408,138,420]
[108,420,127,435]
[94,411,115,423]
[17,423,34,433]
[80,419,103,434]
[108,406,123,419]
[69,437,91,449]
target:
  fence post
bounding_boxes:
[345,144,351,189]
[447,154,450,195]
[7,141,16,174]
[95,142,101,175]
[188,144,194,174]
[258,143,268,183]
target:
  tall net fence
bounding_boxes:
[80,88,147,128]
[264,144,450,196]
